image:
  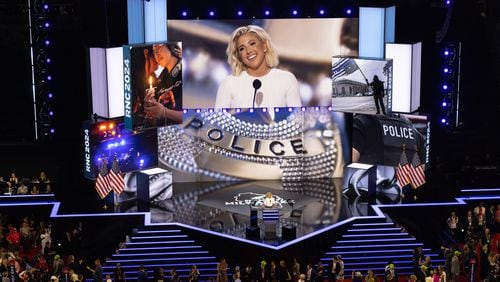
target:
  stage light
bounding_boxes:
[442,84,448,90]
[442,101,447,107]
[288,107,293,112]
[237,10,243,16]
[196,109,201,113]
[275,108,280,112]
[446,0,451,5]
[443,67,449,73]
[262,108,267,112]
[48,93,53,98]
[319,9,325,15]
[208,108,213,113]
[328,106,333,111]
[45,40,50,45]
[249,108,254,113]
[441,118,447,124]
[50,128,54,133]
[183,109,188,114]
[292,9,298,16]
[264,10,270,16]
[346,8,352,15]
[99,125,107,131]
[181,11,187,17]
[49,111,53,116]
[46,58,51,63]
[120,139,125,146]
[44,22,49,28]
[139,159,144,166]
[43,4,48,10]
[236,108,241,113]
[314,106,320,111]
[209,11,215,17]
[301,107,306,112]
[47,75,52,80]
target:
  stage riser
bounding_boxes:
[102,224,221,280]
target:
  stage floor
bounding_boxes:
[106,179,403,247]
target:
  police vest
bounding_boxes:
[377,115,420,166]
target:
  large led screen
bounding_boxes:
[83,118,159,180]
[167,19,358,109]
[157,107,352,181]
[351,113,430,167]
[332,57,393,115]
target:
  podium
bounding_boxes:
[262,208,280,240]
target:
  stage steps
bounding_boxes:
[102,224,221,281]
[320,217,445,278]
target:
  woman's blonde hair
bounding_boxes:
[226,25,279,76]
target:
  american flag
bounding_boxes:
[396,149,411,188]
[95,161,112,199]
[409,152,426,189]
[332,58,359,80]
[108,157,124,195]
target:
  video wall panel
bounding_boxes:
[83,118,159,180]
[166,18,358,109]
[157,107,351,182]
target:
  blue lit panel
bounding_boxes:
[359,7,385,58]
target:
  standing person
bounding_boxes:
[188,265,200,282]
[215,25,301,109]
[336,256,345,281]
[365,75,386,115]
[216,258,228,282]
[327,256,338,282]
[292,257,301,282]
[241,264,253,282]
[137,265,148,282]
[143,42,183,126]
[113,263,126,282]
[86,259,103,282]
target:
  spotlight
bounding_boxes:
[292,9,298,16]
[274,108,279,112]
[50,128,55,133]
[441,118,447,124]
[446,0,451,5]
[264,10,270,16]
[181,11,187,17]
[47,75,52,80]
[443,67,449,73]
[43,4,48,10]
[48,93,53,98]
[319,9,325,15]
[45,40,50,45]
[46,58,51,63]
[442,101,447,107]
[182,109,188,114]
[346,8,352,15]
[209,10,215,17]
[237,10,243,16]
[249,108,254,113]
[442,84,448,90]
[44,22,49,28]
[262,108,267,112]
[49,111,54,116]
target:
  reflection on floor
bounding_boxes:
[112,179,405,247]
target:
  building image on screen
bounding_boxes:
[332,57,393,115]
[167,18,358,109]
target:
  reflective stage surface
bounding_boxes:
[112,179,403,247]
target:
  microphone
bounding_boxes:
[252,79,262,108]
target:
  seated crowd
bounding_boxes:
[0,171,52,195]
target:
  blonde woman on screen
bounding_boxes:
[215,25,301,108]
